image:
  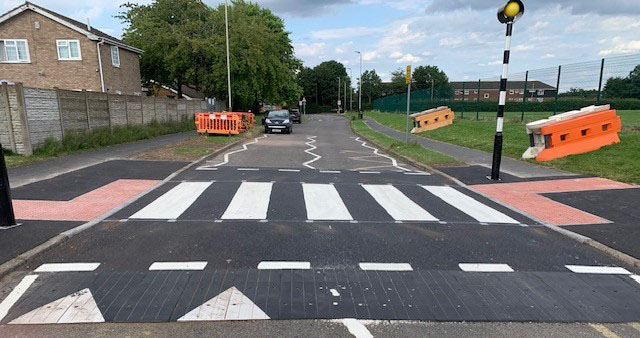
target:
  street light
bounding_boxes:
[347,67,353,111]
[224,0,232,110]
[490,0,525,181]
[355,51,362,118]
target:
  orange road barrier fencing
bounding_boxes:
[410,106,455,134]
[522,105,622,162]
[195,112,241,135]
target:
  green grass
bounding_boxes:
[365,110,640,184]
[4,118,196,168]
[351,119,460,167]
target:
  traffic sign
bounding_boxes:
[406,65,412,84]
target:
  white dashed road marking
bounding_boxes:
[302,183,353,221]
[34,263,101,273]
[0,275,38,322]
[130,182,212,220]
[222,182,273,220]
[358,263,413,271]
[362,184,438,222]
[148,262,208,271]
[257,261,311,270]
[422,186,519,224]
[458,263,514,272]
[565,265,632,274]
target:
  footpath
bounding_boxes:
[364,118,640,264]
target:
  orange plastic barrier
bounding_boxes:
[195,113,240,135]
[524,107,621,162]
[228,112,255,132]
[410,106,454,133]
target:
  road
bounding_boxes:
[1,114,639,337]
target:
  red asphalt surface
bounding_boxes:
[13,179,160,221]
[472,177,634,226]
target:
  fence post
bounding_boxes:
[54,87,65,138]
[15,83,33,155]
[461,82,465,119]
[124,94,129,125]
[1,82,17,153]
[153,96,157,122]
[521,71,528,121]
[476,79,481,120]
[83,90,92,131]
[106,92,112,130]
[596,58,605,104]
[553,65,561,115]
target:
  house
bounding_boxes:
[450,81,557,102]
[0,2,143,94]
[143,81,226,111]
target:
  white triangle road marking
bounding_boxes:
[9,288,104,324]
[178,286,269,321]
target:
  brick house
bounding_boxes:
[451,81,557,102]
[0,2,143,94]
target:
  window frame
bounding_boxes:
[0,39,31,63]
[110,46,120,67]
[56,39,82,61]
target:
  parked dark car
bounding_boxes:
[264,110,293,134]
[289,108,301,123]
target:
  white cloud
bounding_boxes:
[541,53,555,59]
[512,44,534,52]
[599,38,640,56]
[478,60,502,67]
[439,37,463,47]
[294,42,326,57]
[395,53,421,64]
[311,27,383,39]
[389,51,403,58]
[362,51,380,61]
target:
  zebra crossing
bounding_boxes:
[126,181,522,225]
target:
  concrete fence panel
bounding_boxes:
[155,98,167,123]
[126,95,143,125]
[86,91,110,130]
[167,100,177,121]
[177,102,187,120]
[59,89,90,133]
[23,87,62,149]
[141,96,155,123]
[108,94,128,127]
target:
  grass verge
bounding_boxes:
[351,119,460,167]
[365,110,640,184]
[4,118,196,168]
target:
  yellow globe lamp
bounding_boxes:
[497,0,524,24]
[504,2,520,18]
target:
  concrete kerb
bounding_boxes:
[0,138,244,279]
[351,119,640,271]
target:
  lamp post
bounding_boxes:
[338,77,341,113]
[355,51,362,118]
[490,0,525,181]
[224,0,232,110]
[347,67,353,112]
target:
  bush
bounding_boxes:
[34,117,195,157]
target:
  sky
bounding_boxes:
[3,0,640,85]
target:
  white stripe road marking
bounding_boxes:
[257,261,311,270]
[302,183,353,221]
[342,318,374,338]
[10,288,105,324]
[319,170,341,174]
[34,263,101,272]
[222,182,273,220]
[459,263,514,272]
[362,185,438,222]
[212,134,267,167]
[359,171,380,174]
[279,169,301,172]
[354,137,411,172]
[195,167,218,171]
[130,182,212,220]
[237,168,259,171]
[422,186,519,224]
[0,275,38,322]
[405,171,431,176]
[565,265,632,274]
[303,135,322,169]
[178,286,269,321]
[631,275,640,285]
[359,263,413,271]
[149,262,208,271]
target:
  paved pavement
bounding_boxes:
[0,114,639,335]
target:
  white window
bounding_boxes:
[474,90,478,94]
[537,89,545,95]
[110,46,120,67]
[464,90,469,95]
[56,40,81,60]
[455,90,460,95]
[509,89,515,94]
[484,93,490,99]
[0,39,30,63]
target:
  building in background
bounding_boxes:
[0,2,143,94]
[144,81,226,111]
[450,81,557,102]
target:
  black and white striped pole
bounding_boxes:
[490,1,524,180]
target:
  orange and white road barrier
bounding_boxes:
[195,112,241,135]
[522,105,622,162]
[410,106,455,134]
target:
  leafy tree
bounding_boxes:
[360,70,383,103]
[603,65,640,99]
[297,61,349,106]
[412,65,448,90]
[559,88,599,98]
[297,67,318,104]
[119,0,301,110]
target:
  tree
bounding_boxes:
[297,67,318,104]
[119,0,301,110]
[360,70,383,103]
[412,65,448,90]
[603,64,640,99]
[297,61,349,106]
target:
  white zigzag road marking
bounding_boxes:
[303,135,321,169]
[354,137,411,172]
[212,134,268,167]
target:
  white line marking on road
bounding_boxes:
[0,275,38,322]
[214,219,223,223]
[195,167,218,171]
[302,183,353,221]
[405,171,431,176]
[422,186,519,224]
[354,137,411,172]
[565,265,632,274]
[320,170,341,174]
[362,185,438,222]
[303,135,322,169]
[330,289,340,297]
[279,169,301,172]
[213,134,267,167]
[341,318,374,338]
[237,168,259,171]
[257,261,311,270]
[222,182,273,220]
[359,171,381,174]
[359,263,413,271]
[34,263,101,272]
[631,275,640,285]
[459,263,514,272]
[10,288,105,324]
[130,182,212,220]
[148,262,208,271]
[178,286,269,321]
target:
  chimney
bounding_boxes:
[86,18,91,31]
